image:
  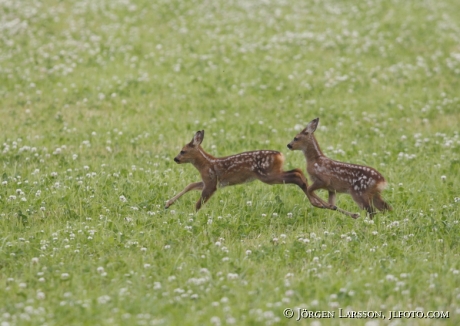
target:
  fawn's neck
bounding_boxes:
[191,146,216,170]
[303,135,324,162]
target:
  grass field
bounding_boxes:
[1,0,460,325]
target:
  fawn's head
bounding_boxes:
[287,118,319,150]
[174,130,205,164]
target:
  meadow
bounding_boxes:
[1,0,460,325]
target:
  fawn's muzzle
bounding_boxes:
[287,144,292,149]
[174,157,180,163]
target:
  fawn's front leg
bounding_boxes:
[195,184,217,211]
[328,191,336,206]
[307,181,336,209]
[165,181,204,208]
[308,181,360,219]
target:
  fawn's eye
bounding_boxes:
[294,137,299,141]
[180,150,186,155]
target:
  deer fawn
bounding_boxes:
[287,118,391,218]
[165,130,327,211]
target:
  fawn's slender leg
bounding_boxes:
[257,169,323,208]
[257,169,306,188]
[372,193,392,212]
[328,191,336,206]
[165,181,204,208]
[350,191,376,218]
[307,181,337,209]
[308,181,360,218]
[326,191,359,218]
[196,185,217,211]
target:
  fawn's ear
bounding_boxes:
[191,130,204,146]
[303,118,319,134]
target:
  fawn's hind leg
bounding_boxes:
[258,169,323,208]
[350,191,376,218]
[372,193,392,212]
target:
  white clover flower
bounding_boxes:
[97,295,111,304]
[227,273,238,280]
[386,274,396,281]
[226,317,236,324]
[285,290,295,297]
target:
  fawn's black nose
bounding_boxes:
[287,144,292,149]
[174,157,180,163]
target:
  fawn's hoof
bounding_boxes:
[351,213,360,219]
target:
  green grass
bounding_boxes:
[1,0,460,325]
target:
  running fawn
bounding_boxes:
[287,118,391,218]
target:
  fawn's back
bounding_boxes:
[210,150,285,187]
[309,157,386,194]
